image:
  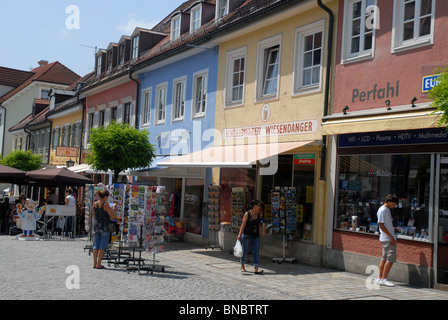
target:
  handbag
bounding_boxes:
[98,202,116,234]
[233,239,243,257]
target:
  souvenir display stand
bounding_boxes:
[230,187,247,232]
[271,187,297,263]
[84,184,168,275]
[205,184,221,250]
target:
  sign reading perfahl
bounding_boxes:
[352,81,400,103]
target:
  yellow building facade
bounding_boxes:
[213,0,338,264]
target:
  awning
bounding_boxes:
[321,106,440,135]
[158,140,315,168]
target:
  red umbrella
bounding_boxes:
[26,167,93,187]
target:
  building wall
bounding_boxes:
[138,47,219,156]
[215,2,338,248]
[49,109,83,166]
[333,0,448,114]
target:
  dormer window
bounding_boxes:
[118,36,131,65]
[96,55,102,75]
[171,15,181,40]
[190,5,202,33]
[217,0,229,19]
[132,35,139,59]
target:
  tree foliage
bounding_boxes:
[0,150,42,171]
[85,122,156,183]
[429,67,448,128]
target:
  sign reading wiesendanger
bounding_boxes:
[223,120,318,139]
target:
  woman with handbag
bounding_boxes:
[91,189,116,269]
[237,200,266,274]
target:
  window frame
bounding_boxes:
[131,35,139,59]
[192,69,208,118]
[155,82,168,125]
[293,20,325,95]
[141,88,152,127]
[341,0,377,64]
[225,47,247,107]
[216,0,229,20]
[171,15,181,41]
[190,5,202,33]
[255,35,282,101]
[172,76,186,122]
[391,0,436,53]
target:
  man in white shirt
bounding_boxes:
[376,193,399,287]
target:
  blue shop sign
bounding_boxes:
[339,127,448,148]
[422,74,441,92]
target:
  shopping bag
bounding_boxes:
[233,240,243,257]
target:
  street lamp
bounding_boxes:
[66,159,75,167]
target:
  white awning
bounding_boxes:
[158,141,315,168]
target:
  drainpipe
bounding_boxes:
[129,68,140,129]
[76,83,86,165]
[0,103,6,156]
[317,0,334,181]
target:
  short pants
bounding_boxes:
[93,231,110,250]
[381,240,397,263]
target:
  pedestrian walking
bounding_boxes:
[376,193,399,287]
[237,199,266,274]
[65,188,76,237]
[91,190,116,269]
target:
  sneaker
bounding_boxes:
[381,279,395,287]
[375,278,383,285]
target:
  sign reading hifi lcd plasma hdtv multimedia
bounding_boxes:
[339,127,448,148]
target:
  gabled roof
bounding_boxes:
[0,61,80,104]
[0,66,34,88]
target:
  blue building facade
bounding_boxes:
[135,46,219,239]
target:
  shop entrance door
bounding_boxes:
[436,155,448,285]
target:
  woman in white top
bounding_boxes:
[65,188,76,237]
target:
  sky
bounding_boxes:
[0,0,185,77]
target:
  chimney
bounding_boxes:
[38,60,49,66]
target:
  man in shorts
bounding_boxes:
[376,193,399,287]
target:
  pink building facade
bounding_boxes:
[323,0,448,288]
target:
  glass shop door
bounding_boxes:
[436,155,448,285]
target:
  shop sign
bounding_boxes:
[294,154,315,165]
[56,147,79,157]
[422,74,441,92]
[223,120,318,139]
[339,127,448,148]
[352,81,399,103]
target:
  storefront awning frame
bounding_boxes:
[157,140,316,168]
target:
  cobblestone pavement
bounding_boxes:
[1,235,448,303]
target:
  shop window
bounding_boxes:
[219,168,256,229]
[184,179,204,235]
[261,154,316,240]
[336,154,431,242]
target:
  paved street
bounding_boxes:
[1,234,448,306]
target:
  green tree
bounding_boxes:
[86,122,156,183]
[429,67,448,128]
[0,150,42,171]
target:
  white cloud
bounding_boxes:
[117,15,158,34]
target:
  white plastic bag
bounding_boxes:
[233,239,243,257]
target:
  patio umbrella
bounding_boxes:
[0,164,29,184]
[26,167,93,187]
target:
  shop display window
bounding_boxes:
[183,179,204,235]
[262,155,316,240]
[219,168,256,225]
[336,154,431,242]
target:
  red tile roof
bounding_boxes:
[0,61,80,104]
[0,66,34,88]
